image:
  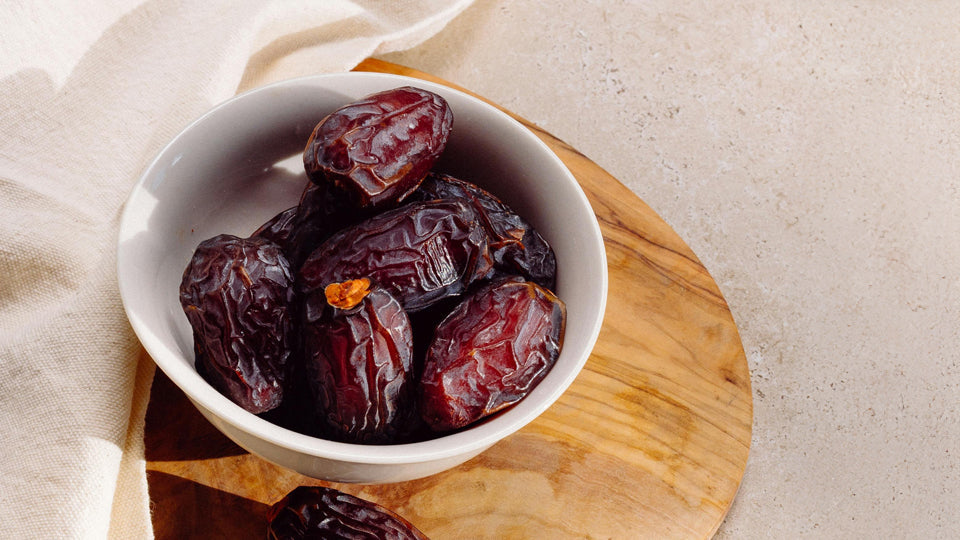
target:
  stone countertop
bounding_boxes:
[381,2,960,537]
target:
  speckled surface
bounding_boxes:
[381,1,960,537]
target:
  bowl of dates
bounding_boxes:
[118,73,607,483]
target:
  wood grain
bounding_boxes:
[145,59,752,539]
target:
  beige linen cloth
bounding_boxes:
[0,1,473,537]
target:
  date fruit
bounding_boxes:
[304,86,453,208]
[180,86,569,445]
[179,234,294,414]
[299,199,494,314]
[268,486,429,540]
[302,278,415,443]
[252,205,298,249]
[419,276,566,431]
[414,172,557,290]
[253,181,377,269]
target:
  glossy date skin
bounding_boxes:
[179,234,294,414]
[268,486,429,540]
[419,276,566,432]
[304,86,453,208]
[253,180,379,269]
[413,172,557,290]
[302,282,415,443]
[299,199,494,315]
[251,205,298,248]
[181,86,569,445]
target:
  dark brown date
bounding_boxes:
[299,199,494,315]
[268,486,429,540]
[413,172,557,290]
[252,205,298,248]
[302,279,415,443]
[253,181,378,269]
[419,276,566,431]
[179,234,294,414]
[304,86,453,208]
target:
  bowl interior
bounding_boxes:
[118,73,607,464]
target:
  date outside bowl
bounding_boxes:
[117,72,608,484]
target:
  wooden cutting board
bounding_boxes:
[145,59,752,539]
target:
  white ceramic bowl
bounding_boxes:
[118,73,607,483]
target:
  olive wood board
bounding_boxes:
[144,58,753,539]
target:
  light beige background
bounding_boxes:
[383,1,960,537]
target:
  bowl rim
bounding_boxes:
[118,71,608,465]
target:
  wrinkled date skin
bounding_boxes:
[304,86,453,208]
[299,200,494,314]
[180,86,570,445]
[302,285,415,443]
[253,181,379,269]
[414,172,557,290]
[268,486,430,540]
[252,205,298,249]
[419,276,566,432]
[179,234,295,414]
